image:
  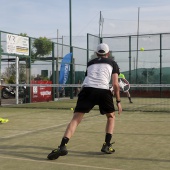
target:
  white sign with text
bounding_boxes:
[7,34,29,55]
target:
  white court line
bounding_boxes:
[0,121,68,139]
[0,114,100,139]
[0,155,122,170]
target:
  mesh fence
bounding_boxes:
[0,30,170,112]
[101,33,170,85]
[0,30,87,105]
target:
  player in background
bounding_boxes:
[47,43,122,160]
[118,70,133,103]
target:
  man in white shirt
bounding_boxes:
[47,43,122,160]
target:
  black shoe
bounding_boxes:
[101,142,115,154]
[130,101,133,103]
[47,145,68,160]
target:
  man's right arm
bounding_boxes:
[112,73,122,114]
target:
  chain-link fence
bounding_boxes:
[87,33,170,85]
[0,30,87,105]
[1,30,170,106]
[87,33,170,99]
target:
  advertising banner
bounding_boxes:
[6,34,29,55]
[59,53,72,84]
[31,80,52,102]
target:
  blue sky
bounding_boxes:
[1,0,170,40]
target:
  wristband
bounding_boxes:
[116,100,121,103]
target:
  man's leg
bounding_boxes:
[126,92,133,103]
[64,112,84,139]
[101,112,116,154]
[47,112,84,160]
[105,112,115,135]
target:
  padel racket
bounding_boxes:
[118,78,130,92]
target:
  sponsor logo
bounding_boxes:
[40,91,51,96]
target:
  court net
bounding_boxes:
[1,83,170,112]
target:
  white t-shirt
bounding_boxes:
[82,57,119,89]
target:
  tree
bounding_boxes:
[19,33,28,37]
[32,37,52,58]
[0,44,3,53]
[0,46,3,53]
[2,63,26,84]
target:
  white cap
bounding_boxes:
[96,43,109,55]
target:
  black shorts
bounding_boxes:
[74,87,115,115]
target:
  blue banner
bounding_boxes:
[59,53,72,84]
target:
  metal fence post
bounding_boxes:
[52,42,55,100]
[160,34,162,97]
[0,31,1,106]
[87,33,89,64]
[129,36,132,84]
[70,46,74,99]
